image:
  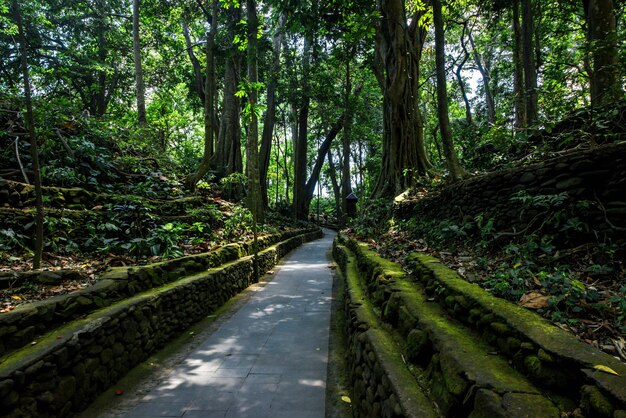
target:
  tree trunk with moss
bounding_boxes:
[132,0,147,126]
[585,0,622,107]
[521,0,538,125]
[186,1,218,190]
[13,0,44,269]
[216,5,243,178]
[260,15,285,209]
[245,0,263,223]
[372,0,433,198]
[433,0,467,182]
[293,37,312,219]
[513,0,527,129]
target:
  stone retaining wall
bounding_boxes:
[394,142,626,240]
[334,233,626,417]
[405,252,626,417]
[333,240,438,418]
[0,229,322,417]
[0,228,314,357]
[0,179,208,213]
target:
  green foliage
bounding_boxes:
[0,228,31,253]
[220,172,248,201]
[145,222,185,259]
[610,286,626,330]
[223,207,253,239]
[483,242,604,327]
[348,199,392,239]
[236,81,267,123]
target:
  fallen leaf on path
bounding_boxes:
[115,389,124,396]
[593,364,619,376]
[519,292,550,309]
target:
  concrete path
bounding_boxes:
[126,230,336,418]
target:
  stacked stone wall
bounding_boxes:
[395,142,626,238]
[0,228,313,357]
[0,229,322,417]
[334,234,626,418]
[334,242,437,418]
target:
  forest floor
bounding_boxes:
[0,230,256,313]
[350,227,626,364]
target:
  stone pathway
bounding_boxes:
[126,230,336,418]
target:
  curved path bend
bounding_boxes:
[123,230,336,418]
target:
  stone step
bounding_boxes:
[334,242,439,418]
[335,235,560,417]
[407,252,626,415]
[385,279,559,417]
[336,233,626,417]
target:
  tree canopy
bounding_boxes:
[1,0,624,218]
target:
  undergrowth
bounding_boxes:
[349,191,626,355]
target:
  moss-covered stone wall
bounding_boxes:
[0,229,322,417]
[334,233,626,417]
[394,142,626,239]
[0,228,315,358]
[333,241,438,418]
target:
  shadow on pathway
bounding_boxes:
[103,229,336,418]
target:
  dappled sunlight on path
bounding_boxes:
[125,230,336,418]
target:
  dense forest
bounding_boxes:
[1,0,625,362]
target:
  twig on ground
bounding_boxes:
[594,192,626,232]
[55,129,75,159]
[14,137,29,184]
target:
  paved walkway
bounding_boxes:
[126,230,336,418]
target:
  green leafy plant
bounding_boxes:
[223,207,253,239]
[220,173,248,201]
[0,228,31,253]
[348,199,393,239]
[146,222,185,258]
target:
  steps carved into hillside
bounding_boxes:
[334,233,626,417]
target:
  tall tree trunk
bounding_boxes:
[300,83,362,217]
[433,0,467,182]
[293,37,312,219]
[467,31,495,125]
[280,109,291,204]
[186,1,217,190]
[521,0,538,125]
[372,0,432,198]
[13,0,44,269]
[457,22,473,126]
[246,0,263,223]
[245,0,262,282]
[215,5,243,178]
[586,0,622,107]
[260,16,285,209]
[95,0,108,116]
[341,48,353,222]
[181,19,205,104]
[327,149,342,220]
[132,0,147,126]
[288,103,298,207]
[513,0,526,129]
